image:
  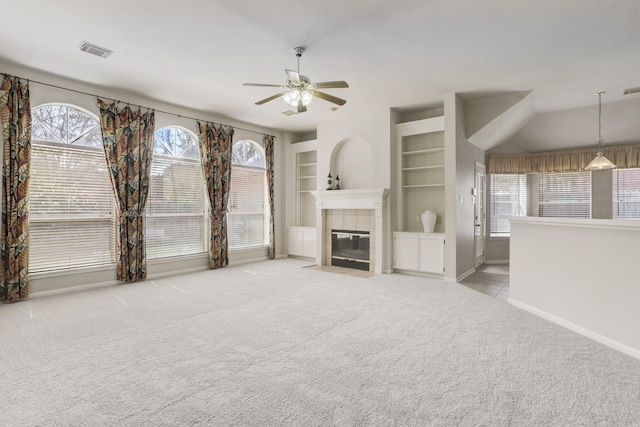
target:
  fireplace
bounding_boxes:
[312,188,390,274]
[331,230,370,271]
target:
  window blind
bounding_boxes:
[29,142,116,272]
[489,174,526,236]
[613,168,640,219]
[539,172,591,218]
[146,155,209,259]
[228,165,267,249]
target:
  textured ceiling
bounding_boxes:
[1,0,640,150]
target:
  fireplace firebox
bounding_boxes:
[331,230,370,271]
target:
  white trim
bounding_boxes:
[457,267,476,282]
[30,279,121,299]
[505,215,640,231]
[483,260,509,265]
[392,269,444,279]
[229,245,269,255]
[396,116,445,136]
[228,255,269,266]
[509,298,640,361]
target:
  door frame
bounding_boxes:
[474,162,486,268]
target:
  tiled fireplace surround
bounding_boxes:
[312,188,389,274]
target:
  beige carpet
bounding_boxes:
[2,258,639,426]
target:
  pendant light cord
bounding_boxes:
[597,91,605,148]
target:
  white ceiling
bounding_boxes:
[2,0,640,150]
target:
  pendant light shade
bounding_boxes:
[585,151,616,170]
[585,92,616,171]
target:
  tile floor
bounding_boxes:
[459,264,510,301]
[304,263,510,300]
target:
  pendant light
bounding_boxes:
[585,91,616,171]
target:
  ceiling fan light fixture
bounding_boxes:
[300,90,313,105]
[283,89,313,107]
[585,91,616,171]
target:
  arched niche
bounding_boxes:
[329,136,374,189]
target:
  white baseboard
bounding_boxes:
[228,256,270,267]
[31,279,122,299]
[509,298,640,361]
[457,267,476,282]
[483,260,509,265]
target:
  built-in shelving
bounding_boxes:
[295,149,317,227]
[396,116,446,233]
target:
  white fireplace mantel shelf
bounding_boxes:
[311,188,390,274]
[311,188,389,211]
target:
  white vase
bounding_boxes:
[421,210,437,233]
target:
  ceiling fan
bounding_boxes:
[243,47,349,115]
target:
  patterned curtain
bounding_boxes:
[98,100,155,282]
[0,76,30,302]
[198,122,233,269]
[264,134,276,259]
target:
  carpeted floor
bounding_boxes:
[2,258,639,426]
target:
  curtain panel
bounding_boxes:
[264,134,276,259]
[98,99,155,282]
[198,122,233,269]
[488,143,640,174]
[0,76,31,302]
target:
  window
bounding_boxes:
[489,174,526,236]
[146,127,209,259]
[29,104,116,273]
[613,168,640,219]
[228,140,268,249]
[539,172,591,218]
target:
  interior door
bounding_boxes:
[474,162,486,268]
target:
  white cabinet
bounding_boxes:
[393,233,419,270]
[393,232,444,275]
[418,234,444,274]
[288,226,316,258]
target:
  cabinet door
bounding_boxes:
[288,228,303,256]
[393,234,419,270]
[418,236,444,273]
[301,229,316,258]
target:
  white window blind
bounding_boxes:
[30,142,116,272]
[613,168,640,219]
[489,174,526,236]
[228,140,268,250]
[228,165,267,248]
[146,128,209,259]
[29,104,116,273]
[539,172,591,218]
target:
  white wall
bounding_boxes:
[445,94,486,280]
[317,108,393,190]
[1,60,284,294]
[509,216,640,360]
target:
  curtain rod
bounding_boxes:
[1,72,276,139]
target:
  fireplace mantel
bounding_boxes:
[312,188,390,274]
[311,188,389,212]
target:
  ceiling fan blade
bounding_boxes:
[313,91,347,106]
[243,83,286,88]
[255,92,288,105]
[297,100,307,114]
[286,69,300,83]
[313,81,349,89]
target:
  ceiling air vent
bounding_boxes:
[79,41,113,59]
